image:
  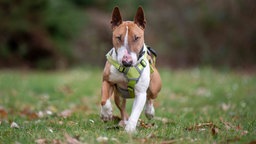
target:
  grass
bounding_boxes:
[0,68,255,143]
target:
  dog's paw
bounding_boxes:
[145,100,155,120]
[118,120,128,127]
[100,100,113,121]
[125,122,136,133]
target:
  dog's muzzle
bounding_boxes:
[121,51,133,67]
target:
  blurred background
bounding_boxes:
[0,0,255,70]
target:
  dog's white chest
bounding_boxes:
[109,66,128,87]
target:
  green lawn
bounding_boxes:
[0,68,255,143]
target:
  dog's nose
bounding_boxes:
[122,53,133,67]
[122,60,133,67]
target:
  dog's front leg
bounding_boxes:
[101,80,113,121]
[125,91,147,133]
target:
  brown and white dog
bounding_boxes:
[100,6,161,133]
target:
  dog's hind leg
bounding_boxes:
[145,97,155,120]
[148,69,162,99]
[145,69,162,120]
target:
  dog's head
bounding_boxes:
[111,7,146,67]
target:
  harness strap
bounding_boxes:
[106,50,126,73]
[125,59,147,98]
[106,48,147,98]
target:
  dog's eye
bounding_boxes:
[134,35,140,41]
[116,35,122,41]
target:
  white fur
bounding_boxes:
[130,52,138,66]
[145,100,155,120]
[109,64,127,84]
[124,26,129,47]
[100,99,113,121]
[116,47,127,65]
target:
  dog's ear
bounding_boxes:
[111,7,122,29]
[134,6,146,29]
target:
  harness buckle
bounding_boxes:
[127,86,135,98]
[140,59,147,67]
[118,66,125,73]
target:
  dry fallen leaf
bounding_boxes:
[47,105,58,113]
[220,117,248,136]
[154,117,169,124]
[110,138,119,143]
[59,109,73,118]
[35,139,47,144]
[46,110,53,115]
[67,121,78,126]
[48,128,53,133]
[146,133,157,139]
[58,121,64,125]
[65,133,81,144]
[51,139,62,144]
[10,122,20,129]
[241,130,248,136]
[220,117,234,130]
[186,122,219,136]
[0,107,8,118]
[89,119,94,124]
[185,122,215,131]
[211,126,219,136]
[37,111,44,118]
[138,119,155,129]
[161,140,176,144]
[96,136,108,143]
[221,103,231,111]
[20,107,39,120]
[236,124,248,136]
[137,138,147,143]
[220,117,248,139]
[37,109,57,118]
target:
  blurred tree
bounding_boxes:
[0,0,255,69]
[0,0,85,69]
[147,0,256,68]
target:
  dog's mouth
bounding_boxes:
[122,60,133,67]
